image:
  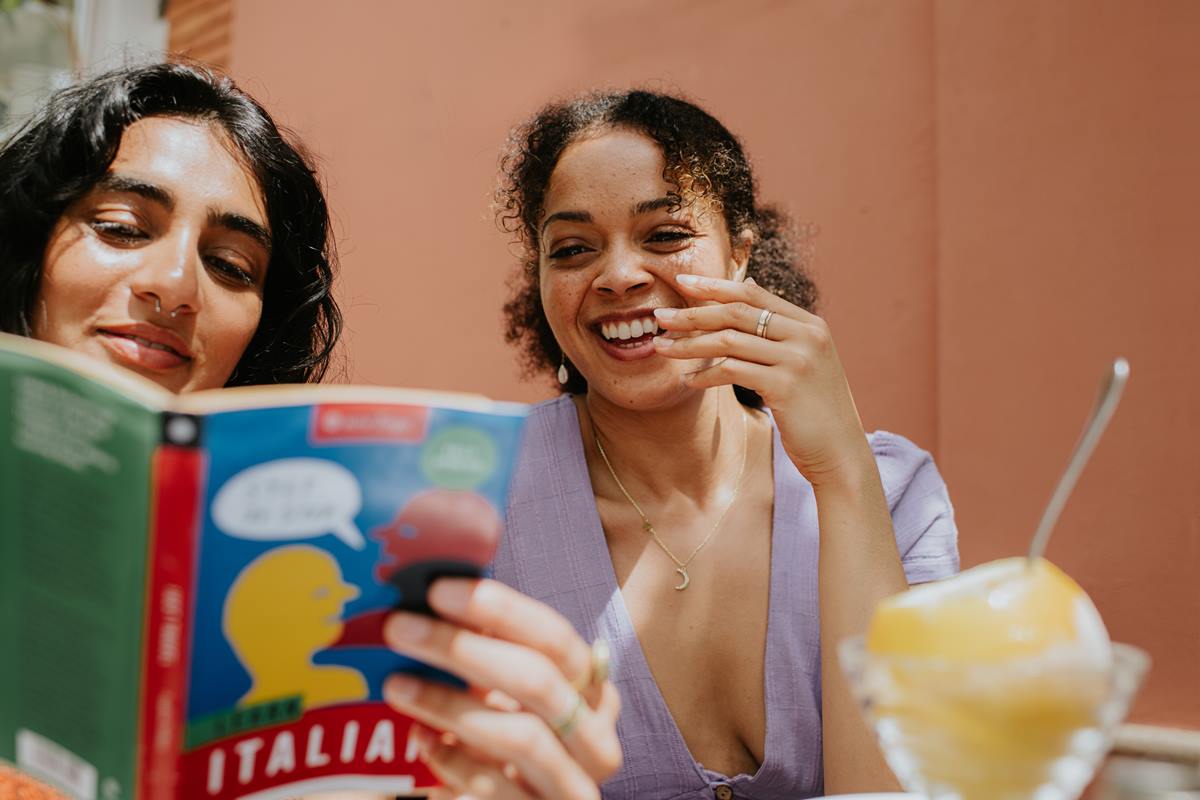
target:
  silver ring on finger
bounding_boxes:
[571,638,611,692]
[550,691,585,739]
[755,308,775,338]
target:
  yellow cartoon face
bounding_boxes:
[224,545,367,709]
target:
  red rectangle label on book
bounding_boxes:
[178,704,436,798]
[310,404,430,444]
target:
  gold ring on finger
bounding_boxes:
[571,638,611,692]
[550,691,585,739]
[755,308,774,338]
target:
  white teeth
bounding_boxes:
[122,333,176,354]
[599,317,660,341]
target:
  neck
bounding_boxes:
[579,386,749,504]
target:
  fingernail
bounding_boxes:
[746,277,758,286]
[653,336,673,348]
[653,307,677,321]
[386,673,421,704]
[676,274,701,285]
[386,612,432,644]
[428,578,473,614]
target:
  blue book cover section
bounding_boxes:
[177,400,526,798]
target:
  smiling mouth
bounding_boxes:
[99,329,190,360]
[596,315,660,346]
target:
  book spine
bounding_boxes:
[136,436,205,800]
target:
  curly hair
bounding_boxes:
[0,61,341,385]
[497,89,817,406]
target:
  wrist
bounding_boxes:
[804,441,879,494]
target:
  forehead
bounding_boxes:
[109,116,267,223]
[543,128,671,213]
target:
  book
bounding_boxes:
[0,332,531,800]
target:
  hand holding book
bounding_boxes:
[382,578,621,798]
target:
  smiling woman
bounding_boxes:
[0,61,341,391]
[384,90,960,800]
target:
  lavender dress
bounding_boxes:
[493,396,959,800]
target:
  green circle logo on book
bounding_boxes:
[421,427,498,489]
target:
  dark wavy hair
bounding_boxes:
[0,61,341,385]
[497,89,817,406]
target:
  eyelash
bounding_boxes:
[206,256,256,287]
[92,220,256,287]
[648,230,693,244]
[548,243,591,260]
[91,221,145,242]
[547,229,694,260]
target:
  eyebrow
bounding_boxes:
[540,196,681,235]
[633,196,679,215]
[95,174,174,209]
[96,173,271,252]
[541,210,592,234]
[209,210,272,252]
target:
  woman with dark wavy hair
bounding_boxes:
[0,63,624,800]
[0,61,341,390]
[388,90,959,799]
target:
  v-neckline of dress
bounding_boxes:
[562,396,791,790]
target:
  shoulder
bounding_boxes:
[514,394,579,456]
[867,430,938,507]
[521,394,577,437]
[509,394,582,503]
[866,430,959,582]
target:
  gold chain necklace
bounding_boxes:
[589,401,749,591]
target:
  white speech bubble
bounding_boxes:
[212,458,366,549]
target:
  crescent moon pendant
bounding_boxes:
[674,568,690,591]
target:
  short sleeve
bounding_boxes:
[868,430,959,584]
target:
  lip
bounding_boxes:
[588,306,670,327]
[587,306,670,363]
[96,322,193,372]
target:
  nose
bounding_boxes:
[130,229,204,318]
[592,242,652,297]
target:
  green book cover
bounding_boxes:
[0,333,530,800]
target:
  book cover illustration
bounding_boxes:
[164,401,526,798]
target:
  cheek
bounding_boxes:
[203,293,263,371]
[538,270,590,326]
[35,233,130,334]
[668,246,698,273]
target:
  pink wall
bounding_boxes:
[935,0,1200,727]
[226,0,1199,726]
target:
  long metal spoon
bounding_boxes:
[1027,358,1131,562]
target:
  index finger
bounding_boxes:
[427,578,594,691]
[675,274,818,324]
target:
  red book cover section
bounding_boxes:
[138,444,204,800]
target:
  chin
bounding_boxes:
[590,372,695,411]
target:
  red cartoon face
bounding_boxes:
[371,489,502,585]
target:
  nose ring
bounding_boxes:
[154,297,162,314]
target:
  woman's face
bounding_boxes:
[538,128,749,409]
[32,116,270,393]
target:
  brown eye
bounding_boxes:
[205,255,256,287]
[646,230,693,246]
[91,221,147,242]
[549,243,592,260]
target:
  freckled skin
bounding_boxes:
[538,129,751,413]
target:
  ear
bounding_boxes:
[729,228,754,282]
